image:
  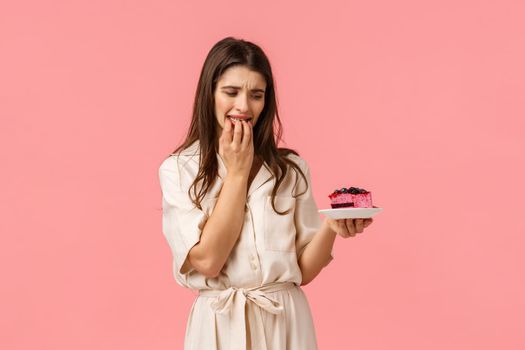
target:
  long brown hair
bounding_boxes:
[169,36,307,214]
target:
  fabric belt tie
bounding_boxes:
[199,281,295,350]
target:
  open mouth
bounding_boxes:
[227,115,252,123]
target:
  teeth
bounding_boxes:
[228,116,250,122]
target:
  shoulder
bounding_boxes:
[158,140,200,190]
[283,152,310,173]
[281,152,315,197]
[158,156,181,192]
[168,139,200,159]
[158,155,178,176]
[160,140,200,170]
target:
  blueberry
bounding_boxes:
[342,188,348,193]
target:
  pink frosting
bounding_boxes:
[329,192,373,208]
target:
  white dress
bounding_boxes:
[158,140,333,350]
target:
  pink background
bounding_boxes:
[2,0,524,349]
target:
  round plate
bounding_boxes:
[318,207,383,219]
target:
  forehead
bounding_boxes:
[217,66,266,89]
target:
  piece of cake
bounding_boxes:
[328,187,373,208]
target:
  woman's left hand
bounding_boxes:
[325,217,374,238]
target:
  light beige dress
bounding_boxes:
[159,140,333,350]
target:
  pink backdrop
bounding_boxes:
[2,0,524,349]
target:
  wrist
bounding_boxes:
[224,173,248,184]
[322,218,337,237]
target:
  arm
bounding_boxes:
[184,118,254,278]
[299,216,375,285]
[184,173,248,278]
[298,218,336,286]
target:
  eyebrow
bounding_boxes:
[220,85,266,93]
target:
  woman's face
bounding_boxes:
[214,65,266,134]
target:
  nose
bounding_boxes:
[234,94,249,113]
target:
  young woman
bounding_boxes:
[159,37,373,350]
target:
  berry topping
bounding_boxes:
[330,186,369,197]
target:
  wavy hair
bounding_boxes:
[169,36,307,214]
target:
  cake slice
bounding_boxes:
[328,187,373,208]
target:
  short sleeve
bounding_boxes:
[159,157,209,277]
[294,159,334,264]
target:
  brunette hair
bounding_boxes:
[169,36,307,214]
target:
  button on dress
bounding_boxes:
[158,140,333,350]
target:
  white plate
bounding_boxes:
[318,207,383,219]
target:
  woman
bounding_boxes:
[159,37,373,350]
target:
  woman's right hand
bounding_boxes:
[218,118,254,178]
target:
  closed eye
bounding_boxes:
[224,92,263,100]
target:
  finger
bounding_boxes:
[338,220,350,238]
[355,219,364,233]
[241,120,251,149]
[221,117,233,142]
[345,219,356,237]
[232,119,243,145]
[364,218,373,228]
[223,116,232,134]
